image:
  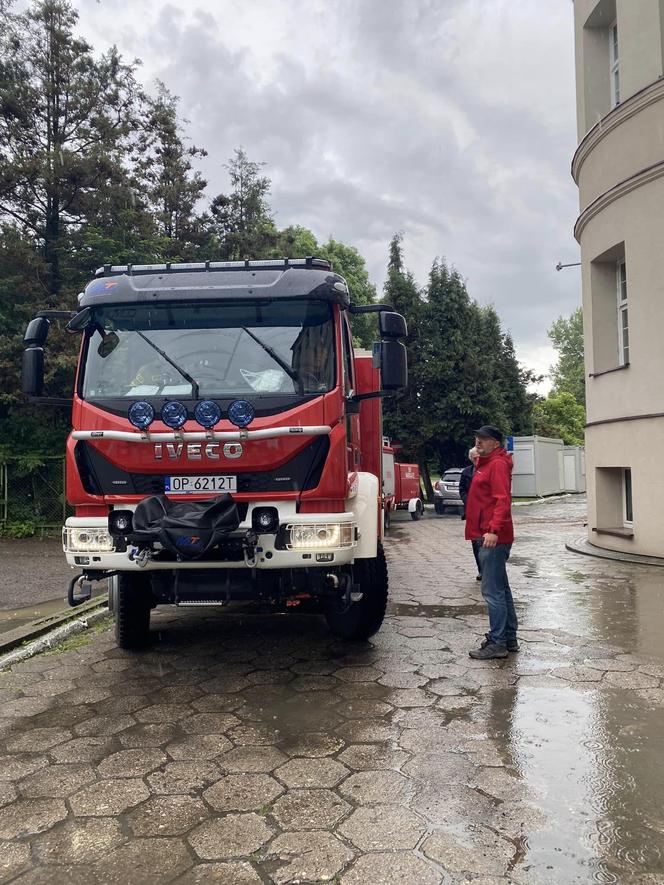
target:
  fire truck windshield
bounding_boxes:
[80,300,336,399]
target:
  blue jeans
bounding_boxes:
[477,543,517,647]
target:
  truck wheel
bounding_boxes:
[325,542,388,641]
[411,500,424,521]
[115,573,152,650]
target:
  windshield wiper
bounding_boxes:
[136,331,200,399]
[242,327,303,394]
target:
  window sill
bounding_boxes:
[589,363,629,378]
[592,526,634,538]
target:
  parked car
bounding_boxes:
[434,468,463,514]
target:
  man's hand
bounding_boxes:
[482,532,498,549]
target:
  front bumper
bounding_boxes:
[63,507,359,571]
[434,490,461,506]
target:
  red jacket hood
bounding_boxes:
[479,447,513,471]
[464,446,514,544]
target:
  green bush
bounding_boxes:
[0,521,39,539]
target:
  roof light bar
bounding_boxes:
[94,257,332,278]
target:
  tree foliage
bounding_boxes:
[549,307,585,406]
[206,148,277,260]
[382,234,429,482]
[533,392,585,445]
[133,83,207,257]
[381,240,538,490]
[0,0,140,300]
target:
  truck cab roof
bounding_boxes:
[79,257,351,309]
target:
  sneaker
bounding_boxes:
[469,641,508,660]
[481,635,519,653]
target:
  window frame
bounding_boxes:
[622,467,633,527]
[610,20,620,107]
[340,315,355,397]
[616,259,629,366]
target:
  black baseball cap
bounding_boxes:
[473,425,503,443]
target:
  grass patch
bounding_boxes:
[42,614,113,656]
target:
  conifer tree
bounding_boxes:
[0,0,140,301]
[381,235,431,489]
[205,148,278,260]
[133,83,207,259]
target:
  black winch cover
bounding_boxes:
[131,494,240,560]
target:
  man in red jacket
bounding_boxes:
[464,425,517,660]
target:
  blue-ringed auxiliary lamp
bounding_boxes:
[161,401,188,429]
[228,400,255,428]
[194,400,222,429]
[128,401,155,430]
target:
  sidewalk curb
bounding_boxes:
[513,493,575,507]
[0,599,109,670]
[566,536,664,568]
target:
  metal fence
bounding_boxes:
[0,457,71,532]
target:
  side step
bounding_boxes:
[176,599,228,607]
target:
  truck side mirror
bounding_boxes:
[66,307,94,332]
[380,340,408,391]
[24,317,50,347]
[379,311,407,339]
[22,347,45,397]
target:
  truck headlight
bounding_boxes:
[63,527,115,553]
[286,523,356,550]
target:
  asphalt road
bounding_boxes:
[0,539,75,611]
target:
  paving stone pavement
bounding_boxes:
[1,496,664,883]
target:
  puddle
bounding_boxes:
[508,556,531,567]
[487,685,664,881]
[0,589,107,635]
[388,602,486,618]
[566,571,589,584]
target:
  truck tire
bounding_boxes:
[115,573,152,649]
[325,542,388,641]
[107,575,118,613]
[411,499,424,521]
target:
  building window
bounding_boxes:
[594,466,634,536]
[623,468,633,525]
[610,20,620,106]
[616,260,629,365]
[589,242,627,374]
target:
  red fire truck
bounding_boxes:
[381,440,423,530]
[22,258,407,648]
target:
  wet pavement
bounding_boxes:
[1,496,664,883]
[0,540,77,632]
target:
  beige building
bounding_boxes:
[573,0,664,558]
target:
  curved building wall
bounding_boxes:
[573,0,664,557]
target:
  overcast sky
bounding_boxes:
[73,0,580,388]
